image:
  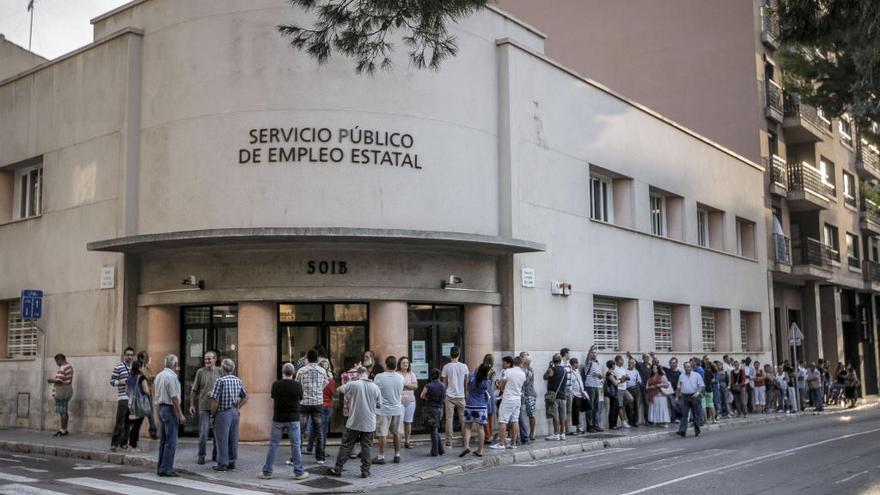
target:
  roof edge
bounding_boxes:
[484,5,548,40]
[91,0,150,25]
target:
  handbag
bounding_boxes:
[128,378,152,418]
[54,384,73,401]
[544,367,565,406]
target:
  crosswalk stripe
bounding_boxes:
[123,472,274,495]
[0,472,38,482]
[11,467,49,473]
[0,484,69,495]
[0,457,21,463]
[11,455,47,462]
[60,477,169,495]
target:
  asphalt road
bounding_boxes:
[386,408,880,495]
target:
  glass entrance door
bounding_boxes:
[181,305,238,435]
[407,304,464,430]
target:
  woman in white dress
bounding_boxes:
[646,364,671,426]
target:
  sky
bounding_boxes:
[0,0,129,59]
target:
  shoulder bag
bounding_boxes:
[129,377,152,418]
[544,368,565,407]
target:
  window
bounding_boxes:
[13,164,42,220]
[7,300,38,357]
[701,309,716,352]
[843,171,856,207]
[767,129,779,157]
[818,157,835,190]
[847,232,860,269]
[740,317,749,353]
[697,208,709,247]
[824,223,839,252]
[589,174,613,222]
[654,303,673,352]
[839,116,853,146]
[593,297,619,351]
[870,236,880,262]
[650,194,665,236]
[736,219,756,258]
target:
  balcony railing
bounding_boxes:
[784,95,832,133]
[863,197,880,223]
[764,79,784,115]
[792,237,835,267]
[848,256,861,270]
[857,140,880,173]
[761,6,780,42]
[766,155,787,188]
[773,233,791,265]
[864,260,880,283]
[787,161,825,197]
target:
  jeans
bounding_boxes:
[585,387,600,430]
[426,408,445,454]
[147,406,157,437]
[307,406,332,452]
[810,387,824,411]
[111,400,130,448]
[263,421,304,476]
[718,384,730,416]
[518,403,529,444]
[198,410,217,460]
[157,405,178,475]
[607,394,619,429]
[300,405,325,461]
[627,386,642,425]
[334,428,374,475]
[678,395,701,435]
[215,408,240,467]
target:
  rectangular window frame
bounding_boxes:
[650,193,665,237]
[697,208,709,247]
[13,164,42,220]
[701,308,716,353]
[653,303,673,352]
[740,316,749,353]
[589,174,614,223]
[593,297,619,351]
[819,157,836,190]
[7,300,38,357]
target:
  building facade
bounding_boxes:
[499,0,880,398]
[0,0,769,439]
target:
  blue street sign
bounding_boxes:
[20,289,43,320]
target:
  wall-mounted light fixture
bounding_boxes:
[551,281,572,296]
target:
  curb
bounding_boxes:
[405,400,880,482]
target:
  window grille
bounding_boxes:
[593,297,619,351]
[701,309,716,352]
[654,303,673,352]
[7,300,38,357]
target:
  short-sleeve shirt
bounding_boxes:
[374,371,405,416]
[296,363,329,406]
[546,365,568,400]
[466,374,490,408]
[677,371,705,395]
[210,374,248,411]
[339,378,382,432]
[441,361,469,398]
[613,366,629,391]
[54,363,74,387]
[154,368,181,406]
[522,367,537,397]
[582,361,602,388]
[271,379,303,423]
[400,372,418,403]
[424,380,445,410]
[501,366,526,404]
[191,366,221,411]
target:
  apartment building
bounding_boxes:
[0,0,768,438]
[499,0,880,397]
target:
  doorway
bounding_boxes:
[180,305,238,435]
[407,304,464,429]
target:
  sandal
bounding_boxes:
[404,442,412,449]
[458,449,471,458]
[474,451,483,457]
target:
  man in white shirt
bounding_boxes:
[441,346,469,447]
[676,362,705,438]
[612,355,634,428]
[373,356,405,464]
[625,358,643,426]
[491,356,526,449]
[581,346,604,433]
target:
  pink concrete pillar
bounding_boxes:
[147,306,179,368]
[715,309,732,353]
[671,305,690,352]
[369,301,408,363]
[464,304,493,370]
[618,299,639,351]
[237,302,276,441]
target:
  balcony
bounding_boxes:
[856,140,880,180]
[764,80,784,123]
[786,161,830,211]
[783,95,832,144]
[790,237,834,280]
[864,260,880,290]
[861,197,880,234]
[770,233,792,274]
[760,6,780,49]
[766,155,788,196]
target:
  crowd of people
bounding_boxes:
[40,344,865,480]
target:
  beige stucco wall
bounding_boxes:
[0,35,47,82]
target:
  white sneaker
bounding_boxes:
[488,443,505,450]
[294,472,309,481]
[545,434,559,441]
[622,422,631,429]
[560,433,566,441]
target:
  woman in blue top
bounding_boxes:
[420,368,446,457]
[460,363,491,458]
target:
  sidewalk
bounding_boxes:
[0,399,876,493]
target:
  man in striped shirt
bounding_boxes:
[109,347,135,451]
[48,353,73,437]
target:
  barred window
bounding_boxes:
[701,308,716,352]
[593,297,619,351]
[654,303,673,352]
[740,316,749,352]
[697,209,708,247]
[8,300,38,357]
[650,194,665,236]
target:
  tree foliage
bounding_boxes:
[277,0,488,74]
[776,0,880,139]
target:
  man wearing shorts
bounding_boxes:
[373,356,404,464]
[543,353,569,440]
[518,352,537,442]
[49,353,73,437]
[491,356,526,449]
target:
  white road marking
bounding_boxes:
[11,455,46,462]
[625,449,732,470]
[834,470,868,484]
[0,484,69,495]
[715,450,796,474]
[72,463,121,471]
[0,471,38,482]
[0,458,20,463]
[512,447,633,467]
[124,472,274,494]
[60,477,169,495]
[10,466,49,473]
[618,426,880,495]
